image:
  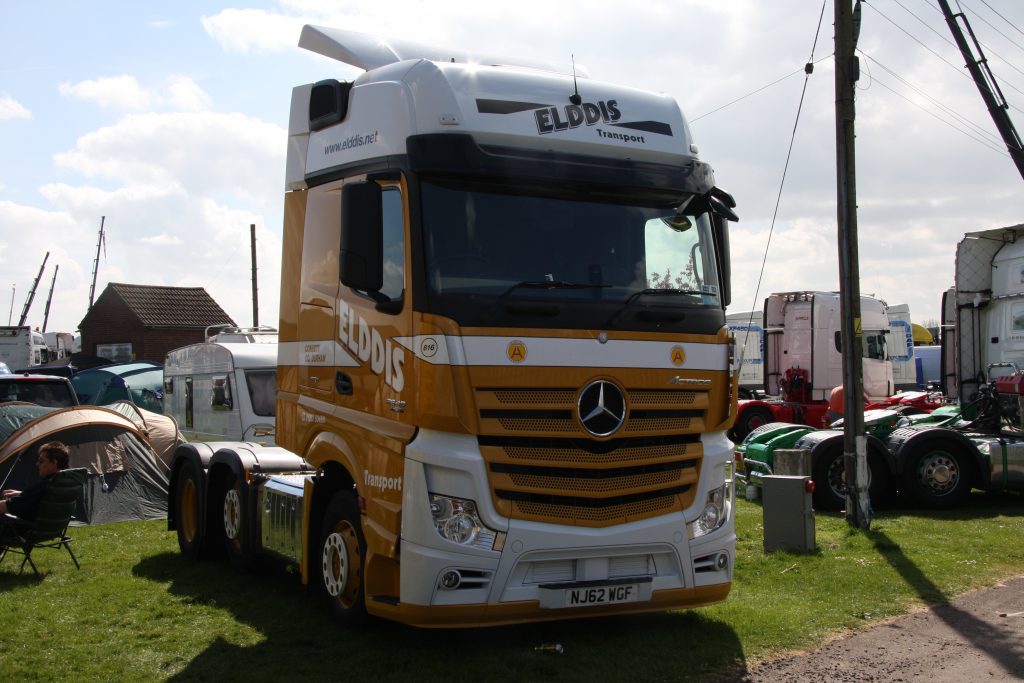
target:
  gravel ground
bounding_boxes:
[738,575,1024,682]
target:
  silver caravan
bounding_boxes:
[163,338,277,444]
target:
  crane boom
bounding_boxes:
[42,263,59,333]
[18,251,49,327]
[938,0,1024,181]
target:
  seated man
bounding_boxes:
[0,441,70,534]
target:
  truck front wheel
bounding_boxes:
[902,441,972,509]
[317,491,367,625]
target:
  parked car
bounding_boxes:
[0,374,79,407]
[69,361,164,413]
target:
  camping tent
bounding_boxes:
[105,400,182,471]
[0,402,169,524]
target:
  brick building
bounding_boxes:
[79,283,235,363]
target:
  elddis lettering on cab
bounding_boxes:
[167,25,739,629]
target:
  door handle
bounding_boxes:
[335,371,353,396]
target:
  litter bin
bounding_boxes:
[762,474,815,553]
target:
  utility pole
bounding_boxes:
[835,0,870,529]
[42,264,59,333]
[18,251,49,327]
[250,223,259,327]
[938,0,1024,182]
[89,216,106,310]
[7,285,13,326]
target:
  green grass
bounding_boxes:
[1,492,1022,682]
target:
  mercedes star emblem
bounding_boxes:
[578,380,626,437]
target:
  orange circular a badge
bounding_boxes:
[507,340,528,363]
[670,345,686,366]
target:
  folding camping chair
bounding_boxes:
[0,468,87,576]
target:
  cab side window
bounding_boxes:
[380,188,404,302]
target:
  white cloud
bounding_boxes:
[167,75,212,112]
[201,9,305,54]
[59,75,158,110]
[0,95,32,120]
[140,233,182,246]
[51,111,284,207]
[58,75,212,112]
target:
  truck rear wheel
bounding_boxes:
[902,440,971,509]
[813,447,889,511]
[175,460,205,559]
[317,490,366,625]
[223,470,254,571]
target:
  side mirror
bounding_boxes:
[712,213,732,308]
[340,181,383,292]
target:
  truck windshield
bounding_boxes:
[419,180,722,330]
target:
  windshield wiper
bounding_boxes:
[606,288,701,328]
[479,280,608,321]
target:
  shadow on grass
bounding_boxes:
[0,569,42,591]
[868,527,1024,675]
[887,490,1024,521]
[134,552,744,682]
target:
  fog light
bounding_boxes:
[716,553,729,570]
[439,570,462,590]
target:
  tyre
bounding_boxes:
[175,459,205,559]
[733,405,774,442]
[902,440,972,509]
[316,490,367,625]
[812,446,890,511]
[223,470,254,571]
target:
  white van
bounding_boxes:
[0,326,47,369]
[163,341,277,444]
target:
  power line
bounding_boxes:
[976,0,1024,41]
[741,0,828,327]
[958,0,1024,55]
[871,2,1024,115]
[860,58,1010,157]
[859,49,1004,146]
[912,0,1024,99]
[690,59,829,123]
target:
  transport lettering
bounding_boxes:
[364,470,402,492]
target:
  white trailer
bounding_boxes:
[948,223,1024,401]
[726,310,763,397]
[0,326,47,370]
[163,341,277,445]
[884,303,918,392]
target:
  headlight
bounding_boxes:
[689,482,731,539]
[429,493,498,551]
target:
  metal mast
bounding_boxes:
[18,251,49,327]
[42,264,59,333]
[89,216,106,309]
[938,0,1024,181]
[250,223,259,327]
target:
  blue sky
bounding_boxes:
[3,1,1024,334]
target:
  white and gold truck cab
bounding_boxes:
[168,26,738,628]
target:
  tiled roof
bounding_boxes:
[105,283,236,328]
